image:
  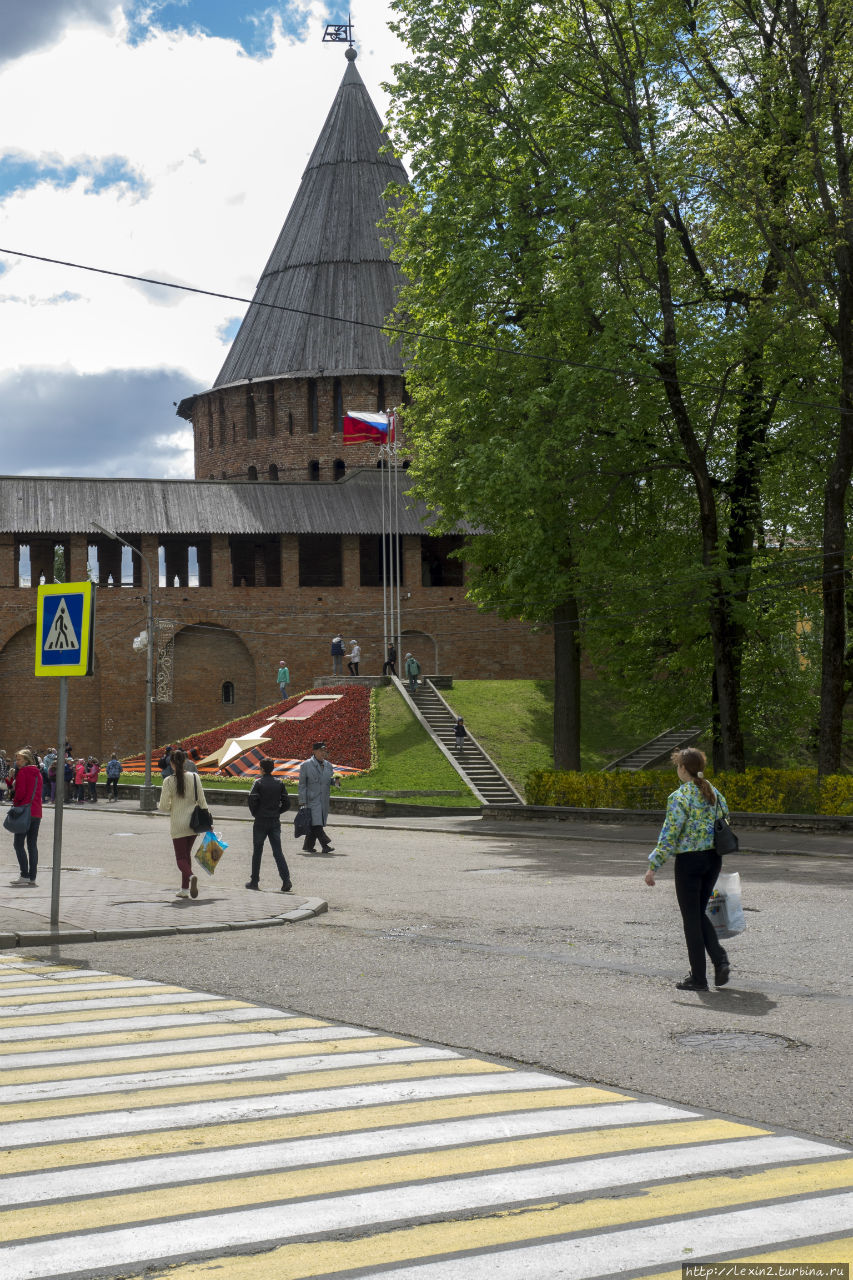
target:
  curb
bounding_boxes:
[0,896,328,950]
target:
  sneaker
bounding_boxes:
[245,881,260,891]
[189,875,198,899]
[281,881,292,892]
[176,889,190,899]
[714,959,731,987]
[676,975,709,991]
[321,844,335,853]
[25,879,37,887]
[9,876,29,886]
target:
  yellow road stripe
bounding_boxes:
[0,998,251,1028]
[633,1234,853,1279]
[0,1017,327,1056]
[0,984,191,1006]
[1,1087,620,1175]
[0,975,132,987]
[0,1133,831,1248]
[0,1058,508,1123]
[112,1183,853,1280]
[0,1036,417,1084]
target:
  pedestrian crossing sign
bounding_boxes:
[35,581,96,677]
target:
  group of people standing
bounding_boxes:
[0,745,123,806]
[158,740,339,899]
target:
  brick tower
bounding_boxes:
[178,47,408,482]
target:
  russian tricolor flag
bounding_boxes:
[342,410,395,445]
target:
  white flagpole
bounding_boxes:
[380,437,388,668]
[392,410,402,664]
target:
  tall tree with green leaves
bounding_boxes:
[386,0,841,770]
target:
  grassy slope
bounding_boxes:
[336,686,479,807]
[444,679,642,789]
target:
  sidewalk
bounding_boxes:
[0,798,327,948]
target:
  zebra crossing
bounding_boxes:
[0,952,850,1279]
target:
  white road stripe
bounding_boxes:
[0,992,231,1016]
[0,1046,457,1103]
[0,1026,369,1070]
[0,1008,298,1043]
[0,1102,692,1206]
[0,1139,842,1280]
[0,970,111,984]
[0,979,159,997]
[0,1072,571,1147]
[369,1194,853,1279]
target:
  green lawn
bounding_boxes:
[441,679,644,789]
[336,687,479,807]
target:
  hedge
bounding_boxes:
[525,768,853,815]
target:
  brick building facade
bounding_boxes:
[0,52,551,761]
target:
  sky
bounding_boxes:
[0,0,405,479]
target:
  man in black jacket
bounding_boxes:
[246,758,292,892]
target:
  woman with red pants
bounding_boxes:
[158,749,208,899]
[9,748,43,886]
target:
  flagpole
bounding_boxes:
[380,439,388,669]
[392,411,402,665]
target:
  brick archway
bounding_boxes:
[400,629,438,675]
[154,623,257,748]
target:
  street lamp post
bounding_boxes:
[92,522,157,812]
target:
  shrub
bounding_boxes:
[525,768,853,815]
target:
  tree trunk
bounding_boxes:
[817,376,853,776]
[553,597,581,771]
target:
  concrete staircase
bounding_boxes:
[392,677,523,806]
[603,723,706,772]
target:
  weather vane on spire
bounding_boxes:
[323,12,355,48]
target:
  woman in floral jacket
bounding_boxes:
[644,747,730,992]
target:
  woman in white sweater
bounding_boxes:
[158,749,209,898]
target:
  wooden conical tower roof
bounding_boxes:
[214,51,408,387]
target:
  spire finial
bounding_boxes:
[323,12,355,50]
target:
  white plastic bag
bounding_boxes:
[706,870,746,938]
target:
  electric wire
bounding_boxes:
[1,246,851,417]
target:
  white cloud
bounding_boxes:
[0,0,407,476]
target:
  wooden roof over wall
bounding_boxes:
[213,54,408,389]
[0,471,456,537]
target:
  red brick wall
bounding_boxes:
[0,569,552,758]
[190,374,407,481]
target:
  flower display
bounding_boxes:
[124,686,372,774]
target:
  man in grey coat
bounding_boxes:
[297,741,339,853]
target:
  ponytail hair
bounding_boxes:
[172,749,186,798]
[672,747,715,805]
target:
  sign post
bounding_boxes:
[35,581,96,929]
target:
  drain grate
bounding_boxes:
[674,1030,804,1052]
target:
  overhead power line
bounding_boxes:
[1,246,850,417]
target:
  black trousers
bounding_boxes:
[303,824,331,851]
[14,817,40,881]
[674,848,726,983]
[250,818,291,885]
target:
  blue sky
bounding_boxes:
[0,0,401,477]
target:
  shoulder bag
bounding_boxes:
[713,794,739,856]
[189,773,214,833]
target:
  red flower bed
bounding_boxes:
[142,686,371,771]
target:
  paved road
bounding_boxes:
[18,803,850,1146]
[0,952,851,1280]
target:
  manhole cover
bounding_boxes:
[674,1030,803,1052]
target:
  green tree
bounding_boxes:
[387,0,822,769]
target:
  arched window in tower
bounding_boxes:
[222,681,235,705]
[269,464,279,481]
[207,399,214,448]
[288,411,294,436]
[308,459,320,482]
[307,379,318,435]
[267,383,276,436]
[333,379,343,433]
[218,393,227,445]
[377,376,386,411]
[247,466,258,482]
[246,385,257,439]
[333,458,346,482]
